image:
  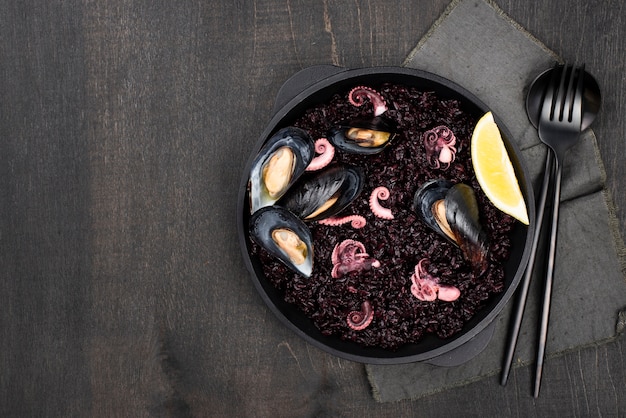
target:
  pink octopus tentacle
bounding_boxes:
[369,186,394,219]
[318,215,366,229]
[416,258,430,277]
[347,301,374,331]
[348,86,388,116]
[306,138,335,171]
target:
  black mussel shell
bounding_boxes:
[413,179,455,239]
[328,117,396,155]
[248,126,315,213]
[413,180,489,275]
[445,184,489,275]
[277,164,364,222]
[249,206,314,278]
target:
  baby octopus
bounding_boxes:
[423,125,457,169]
[331,239,380,279]
[410,258,460,302]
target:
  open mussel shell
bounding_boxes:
[414,179,489,275]
[248,126,315,214]
[414,179,455,239]
[328,117,396,155]
[278,164,364,222]
[249,206,314,278]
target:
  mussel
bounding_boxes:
[278,164,364,222]
[249,206,314,278]
[413,179,489,275]
[328,117,396,155]
[248,127,315,213]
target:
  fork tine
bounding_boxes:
[554,63,571,121]
[561,65,576,121]
[571,64,585,126]
[540,64,561,122]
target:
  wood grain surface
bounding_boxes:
[1,0,624,416]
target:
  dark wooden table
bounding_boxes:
[1,1,624,416]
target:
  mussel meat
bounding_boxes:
[278,164,364,222]
[413,179,489,275]
[248,127,315,213]
[249,206,314,278]
[328,117,396,155]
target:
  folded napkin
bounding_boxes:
[366,0,626,402]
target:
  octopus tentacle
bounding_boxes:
[305,138,335,171]
[348,86,388,116]
[369,186,394,219]
[318,215,366,229]
[347,301,374,330]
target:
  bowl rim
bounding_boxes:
[236,65,536,364]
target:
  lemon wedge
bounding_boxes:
[471,112,529,225]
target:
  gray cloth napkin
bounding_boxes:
[366,0,626,402]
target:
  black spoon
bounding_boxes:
[500,65,601,387]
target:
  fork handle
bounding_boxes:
[500,152,553,386]
[534,156,563,398]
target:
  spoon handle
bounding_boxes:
[500,152,553,386]
[534,156,563,398]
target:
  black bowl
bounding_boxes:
[237,66,535,364]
